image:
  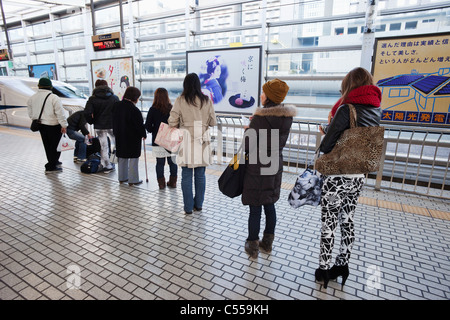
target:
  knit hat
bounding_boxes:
[38,77,52,88]
[262,79,289,104]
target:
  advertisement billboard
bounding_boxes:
[187,46,262,114]
[372,33,450,127]
[90,56,134,101]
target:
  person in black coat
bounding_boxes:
[145,88,178,189]
[112,87,147,186]
[242,79,297,259]
[84,80,120,173]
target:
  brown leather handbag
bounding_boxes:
[315,104,385,175]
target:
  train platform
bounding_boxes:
[0,125,449,301]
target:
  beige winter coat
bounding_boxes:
[168,96,217,168]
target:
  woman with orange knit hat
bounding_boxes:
[242,79,297,259]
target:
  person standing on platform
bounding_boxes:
[315,67,381,289]
[241,79,296,259]
[66,110,93,163]
[27,77,68,174]
[84,79,119,173]
[168,73,217,214]
[112,86,147,186]
[145,88,178,189]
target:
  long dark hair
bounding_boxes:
[152,88,172,115]
[182,73,209,108]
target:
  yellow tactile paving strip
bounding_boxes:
[2,125,449,221]
[208,170,450,221]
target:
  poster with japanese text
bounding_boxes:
[187,46,262,114]
[372,33,450,127]
[90,56,134,101]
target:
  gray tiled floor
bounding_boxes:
[0,126,449,300]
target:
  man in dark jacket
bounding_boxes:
[67,110,92,162]
[84,80,119,173]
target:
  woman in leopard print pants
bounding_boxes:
[315,67,381,288]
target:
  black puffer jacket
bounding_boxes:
[241,104,297,206]
[320,103,381,154]
[84,85,120,129]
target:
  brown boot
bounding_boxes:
[245,240,259,259]
[167,175,177,188]
[259,233,274,254]
[157,177,166,189]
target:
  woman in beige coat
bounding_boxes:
[169,73,217,214]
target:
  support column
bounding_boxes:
[261,0,267,83]
[83,6,94,91]
[22,20,31,66]
[360,0,378,71]
[49,12,60,80]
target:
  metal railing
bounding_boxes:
[212,113,450,200]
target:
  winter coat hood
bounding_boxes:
[93,85,114,99]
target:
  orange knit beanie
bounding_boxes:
[263,79,289,104]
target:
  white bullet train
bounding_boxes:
[0,76,88,127]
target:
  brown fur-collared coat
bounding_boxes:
[242,104,297,206]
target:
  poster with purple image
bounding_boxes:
[187,46,262,114]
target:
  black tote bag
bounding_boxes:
[218,147,248,198]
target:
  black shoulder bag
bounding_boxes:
[30,93,52,132]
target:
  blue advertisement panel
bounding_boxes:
[28,63,57,80]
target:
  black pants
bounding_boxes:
[39,124,62,171]
[248,204,276,241]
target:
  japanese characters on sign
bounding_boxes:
[372,33,450,126]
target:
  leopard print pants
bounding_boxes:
[319,176,365,270]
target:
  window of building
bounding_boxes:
[348,27,357,34]
[335,27,344,35]
[299,37,318,46]
[405,21,418,29]
[390,23,402,31]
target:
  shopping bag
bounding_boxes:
[154,122,183,153]
[57,134,74,152]
[109,148,118,164]
[288,168,323,208]
[218,149,248,198]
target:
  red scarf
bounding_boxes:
[331,85,381,118]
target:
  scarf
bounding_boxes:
[331,85,382,118]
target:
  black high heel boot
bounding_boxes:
[329,265,349,288]
[315,268,330,289]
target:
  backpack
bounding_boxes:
[80,153,101,174]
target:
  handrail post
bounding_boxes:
[375,139,387,191]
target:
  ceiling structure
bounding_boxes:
[0,0,87,26]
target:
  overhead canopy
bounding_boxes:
[0,0,87,26]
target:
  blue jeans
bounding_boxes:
[248,204,276,241]
[181,166,206,213]
[156,156,178,179]
[66,128,87,160]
